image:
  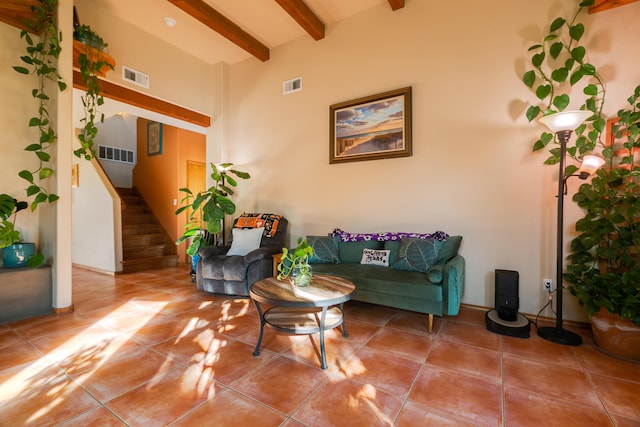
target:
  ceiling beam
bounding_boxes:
[589,0,640,13]
[0,0,39,32]
[388,0,405,11]
[167,0,270,62]
[274,0,324,41]
[73,71,211,128]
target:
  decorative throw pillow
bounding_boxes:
[226,227,265,256]
[436,235,463,264]
[391,238,442,274]
[360,248,391,267]
[307,235,340,264]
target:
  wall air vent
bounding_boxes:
[283,77,302,95]
[122,65,150,89]
[98,145,135,164]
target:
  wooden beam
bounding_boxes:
[0,0,39,32]
[73,70,211,128]
[274,0,324,41]
[589,0,640,13]
[387,0,404,11]
[167,0,269,62]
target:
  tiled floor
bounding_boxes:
[1,265,639,427]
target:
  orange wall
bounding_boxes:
[134,118,206,263]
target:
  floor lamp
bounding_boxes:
[537,110,605,346]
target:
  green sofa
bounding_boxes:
[307,234,464,332]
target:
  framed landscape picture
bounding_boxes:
[329,87,412,164]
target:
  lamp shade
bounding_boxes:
[539,110,591,132]
[579,155,605,177]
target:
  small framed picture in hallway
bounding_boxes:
[147,121,163,156]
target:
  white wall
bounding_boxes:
[228,0,640,322]
[95,113,137,189]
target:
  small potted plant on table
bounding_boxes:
[277,237,314,287]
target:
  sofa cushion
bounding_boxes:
[227,227,265,256]
[312,264,442,301]
[384,240,401,265]
[360,248,390,266]
[436,235,462,264]
[428,264,444,284]
[307,235,340,264]
[200,255,248,281]
[391,238,442,273]
[339,240,383,263]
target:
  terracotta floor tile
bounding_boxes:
[172,388,286,426]
[385,311,438,336]
[341,347,423,397]
[502,331,581,368]
[409,364,502,427]
[504,386,613,427]
[105,363,221,426]
[57,406,127,426]
[283,334,359,372]
[0,339,41,371]
[237,326,307,354]
[611,414,640,427]
[395,401,478,427]
[326,318,381,345]
[589,373,640,420]
[232,356,328,414]
[344,303,397,325]
[126,314,194,346]
[503,353,603,409]
[14,313,94,342]
[575,345,640,383]
[427,340,501,383]
[0,364,99,426]
[0,329,25,350]
[292,378,403,427]
[364,327,434,362]
[448,306,489,326]
[439,320,501,351]
[72,347,172,401]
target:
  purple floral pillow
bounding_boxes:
[330,228,449,243]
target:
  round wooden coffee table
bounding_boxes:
[249,274,355,369]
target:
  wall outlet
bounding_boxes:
[543,278,553,292]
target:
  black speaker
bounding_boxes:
[495,269,519,321]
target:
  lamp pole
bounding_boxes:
[537,129,583,346]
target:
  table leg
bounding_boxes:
[339,303,349,338]
[319,306,328,369]
[251,299,265,357]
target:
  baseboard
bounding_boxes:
[460,303,590,329]
[52,305,74,315]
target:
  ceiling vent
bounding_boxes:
[122,66,150,89]
[98,145,135,164]
[283,77,302,95]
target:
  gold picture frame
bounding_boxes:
[329,87,412,164]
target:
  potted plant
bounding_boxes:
[175,163,250,260]
[565,85,640,360]
[277,237,314,287]
[0,194,44,268]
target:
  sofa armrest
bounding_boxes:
[199,245,229,258]
[243,246,281,265]
[442,255,465,316]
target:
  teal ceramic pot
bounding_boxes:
[1,243,36,268]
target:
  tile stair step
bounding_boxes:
[121,255,178,274]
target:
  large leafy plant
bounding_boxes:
[175,163,250,256]
[522,0,606,176]
[13,0,66,210]
[565,85,640,326]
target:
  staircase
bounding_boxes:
[117,188,178,273]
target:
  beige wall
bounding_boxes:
[227,0,640,322]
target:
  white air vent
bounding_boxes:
[283,77,302,95]
[98,145,135,164]
[122,66,149,89]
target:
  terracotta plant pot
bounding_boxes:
[590,308,640,362]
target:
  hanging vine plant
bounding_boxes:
[73,24,114,160]
[521,0,607,175]
[12,0,66,210]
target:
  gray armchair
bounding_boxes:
[196,216,288,296]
